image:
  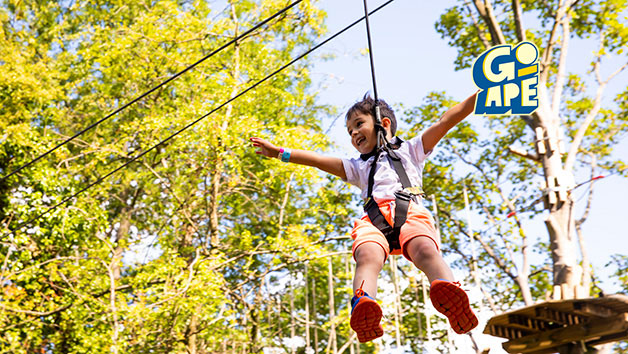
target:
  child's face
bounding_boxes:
[346,112,378,154]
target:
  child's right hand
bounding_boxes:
[249,137,280,159]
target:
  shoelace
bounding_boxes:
[355,280,366,298]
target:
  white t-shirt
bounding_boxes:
[342,135,430,203]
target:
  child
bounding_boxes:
[249,92,479,343]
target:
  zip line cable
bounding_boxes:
[1,0,396,239]
[0,0,304,182]
[362,0,379,105]
[362,0,386,151]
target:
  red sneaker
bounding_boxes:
[430,279,478,334]
[350,282,383,343]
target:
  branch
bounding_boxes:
[602,60,628,85]
[141,160,200,235]
[575,153,597,227]
[0,302,72,317]
[471,0,506,45]
[439,209,518,282]
[512,0,526,41]
[464,1,490,49]
[539,0,571,84]
[551,17,570,117]
[508,146,540,162]
[564,32,608,172]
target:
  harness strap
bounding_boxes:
[392,191,411,243]
[366,149,380,198]
[363,133,420,252]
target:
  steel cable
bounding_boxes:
[1,0,396,239]
[1,0,304,182]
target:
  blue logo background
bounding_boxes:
[473,41,540,115]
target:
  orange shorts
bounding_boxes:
[351,200,440,262]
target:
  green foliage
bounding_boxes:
[418,0,628,326]
[0,0,360,352]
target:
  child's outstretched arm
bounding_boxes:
[249,137,347,180]
[422,92,477,154]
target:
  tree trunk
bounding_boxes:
[535,93,582,299]
[289,278,296,354]
[312,278,319,354]
[328,257,337,354]
[305,264,311,352]
[391,256,402,347]
[112,208,131,280]
[209,1,241,248]
[187,311,198,354]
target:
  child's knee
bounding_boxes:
[354,242,386,265]
[406,236,440,261]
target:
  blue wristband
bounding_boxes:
[281,148,291,163]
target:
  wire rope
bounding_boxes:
[1,0,396,239]
[0,0,304,182]
[362,0,388,151]
[361,0,379,106]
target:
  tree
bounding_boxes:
[399,0,627,351]
[1,0,360,352]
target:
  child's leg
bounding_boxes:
[350,242,386,343]
[405,235,478,334]
[405,236,453,283]
[353,242,386,296]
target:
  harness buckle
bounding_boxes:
[402,186,425,196]
[394,190,412,202]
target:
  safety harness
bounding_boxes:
[359,0,423,252]
[362,122,424,252]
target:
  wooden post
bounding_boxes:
[267,294,272,347]
[345,255,355,354]
[412,276,423,340]
[305,264,311,352]
[464,185,483,312]
[421,273,432,341]
[312,278,319,354]
[391,256,402,347]
[290,278,296,354]
[328,257,337,354]
[277,296,283,340]
[430,195,441,240]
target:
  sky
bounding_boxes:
[306,0,628,351]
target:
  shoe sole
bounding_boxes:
[430,281,479,334]
[350,298,384,343]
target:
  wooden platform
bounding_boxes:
[483,294,628,353]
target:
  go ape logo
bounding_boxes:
[473,41,540,115]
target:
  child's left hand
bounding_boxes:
[249,137,280,159]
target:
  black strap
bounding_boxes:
[366,149,380,197]
[363,134,418,251]
[392,191,411,243]
[365,135,411,197]
[365,197,393,236]
[386,151,411,189]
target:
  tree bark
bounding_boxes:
[312,278,319,354]
[327,257,337,354]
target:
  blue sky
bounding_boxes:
[310,0,628,294]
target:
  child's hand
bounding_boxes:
[249,137,280,159]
